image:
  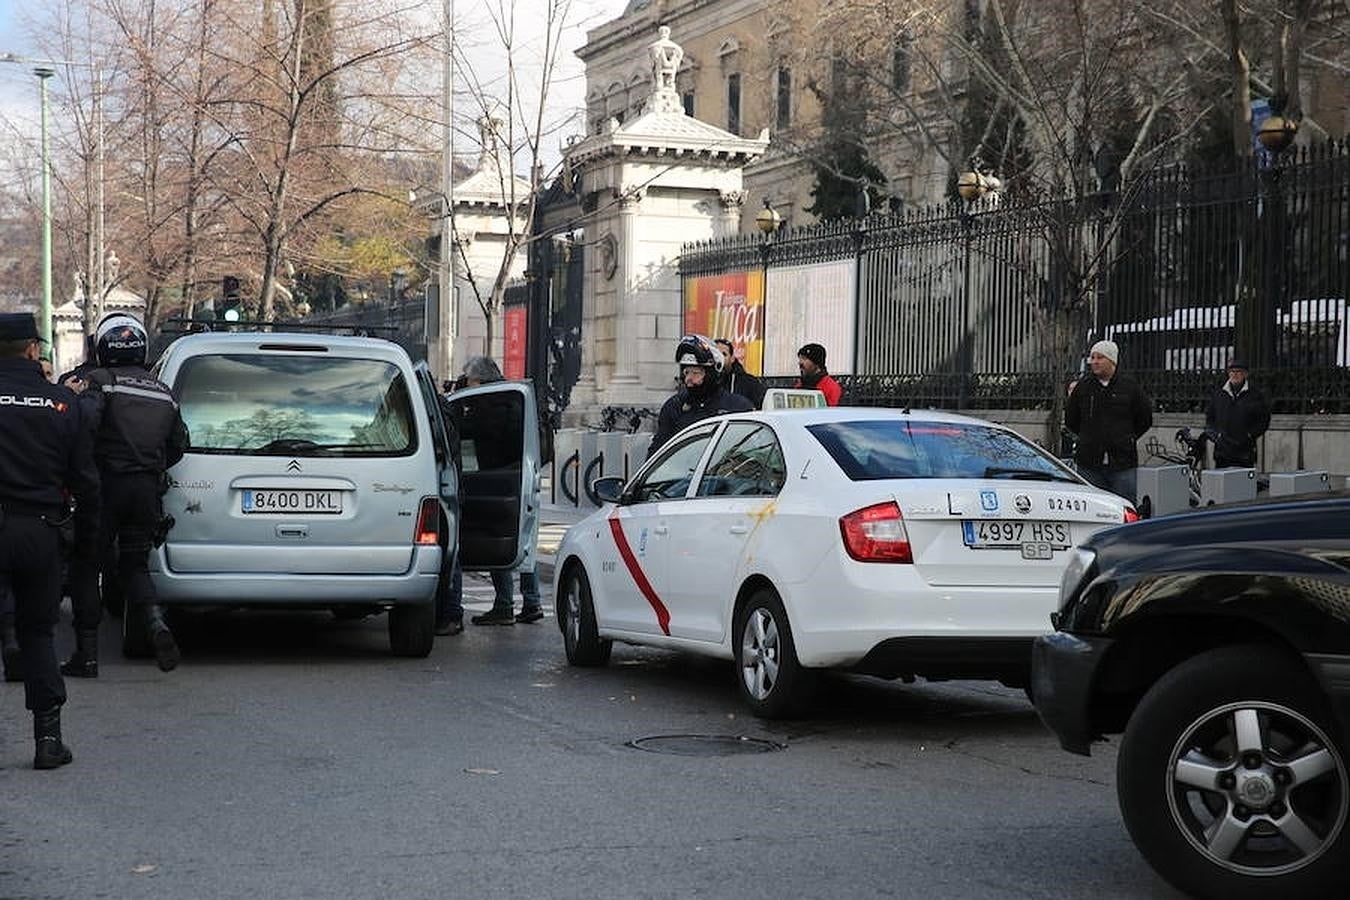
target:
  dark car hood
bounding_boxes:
[1085,492,1350,565]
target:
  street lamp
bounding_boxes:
[755,198,782,235]
[35,66,54,345]
[1257,115,1298,154]
[2,53,106,342]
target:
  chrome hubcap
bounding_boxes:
[565,579,581,648]
[1167,701,1347,876]
[739,608,779,701]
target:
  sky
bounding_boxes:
[0,0,631,173]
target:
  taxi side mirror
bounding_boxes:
[592,476,625,505]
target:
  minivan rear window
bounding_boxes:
[175,354,417,456]
[807,420,1076,482]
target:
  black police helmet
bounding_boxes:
[95,313,148,367]
[675,334,724,375]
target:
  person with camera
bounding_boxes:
[1205,359,1271,469]
[0,313,100,768]
[63,314,189,675]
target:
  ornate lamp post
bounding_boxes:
[955,169,994,409]
[1251,112,1298,368]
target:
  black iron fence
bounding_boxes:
[683,141,1350,414]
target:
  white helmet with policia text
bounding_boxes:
[94,313,148,367]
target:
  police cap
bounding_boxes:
[0,313,45,342]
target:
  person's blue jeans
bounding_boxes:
[489,567,541,615]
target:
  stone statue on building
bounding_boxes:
[649,26,681,91]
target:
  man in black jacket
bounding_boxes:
[1205,359,1271,469]
[648,335,753,458]
[64,313,189,675]
[713,338,765,409]
[1064,339,1153,502]
[0,313,100,768]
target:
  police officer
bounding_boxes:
[64,313,188,675]
[0,312,100,769]
[648,335,754,458]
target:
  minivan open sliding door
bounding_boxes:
[443,381,541,572]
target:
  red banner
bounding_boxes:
[682,270,765,375]
[503,305,527,380]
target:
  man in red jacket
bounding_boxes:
[794,343,842,406]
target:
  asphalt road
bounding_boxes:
[1,580,1185,900]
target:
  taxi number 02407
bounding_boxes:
[962,520,1070,551]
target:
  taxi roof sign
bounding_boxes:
[763,388,827,410]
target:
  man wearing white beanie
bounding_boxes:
[1064,338,1153,501]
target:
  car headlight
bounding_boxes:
[1058,546,1096,615]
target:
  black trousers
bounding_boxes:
[69,472,162,630]
[0,512,66,712]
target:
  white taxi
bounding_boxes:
[553,407,1136,717]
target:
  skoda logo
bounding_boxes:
[1014,494,1032,514]
[287,459,302,473]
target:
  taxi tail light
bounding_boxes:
[1123,506,1141,524]
[415,497,441,545]
[840,501,913,563]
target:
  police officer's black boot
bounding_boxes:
[0,618,20,683]
[59,629,99,678]
[33,705,73,770]
[145,605,180,673]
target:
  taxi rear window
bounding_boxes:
[807,420,1073,481]
[175,353,416,456]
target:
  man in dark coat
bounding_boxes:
[713,338,765,409]
[0,312,100,768]
[1205,359,1271,469]
[648,335,754,458]
[1064,339,1153,502]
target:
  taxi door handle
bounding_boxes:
[652,525,669,535]
[729,525,748,535]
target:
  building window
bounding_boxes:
[892,32,912,93]
[726,72,741,135]
[776,67,791,129]
[682,90,695,117]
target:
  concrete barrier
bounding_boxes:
[1268,471,1331,496]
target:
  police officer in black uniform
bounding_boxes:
[0,312,100,769]
[647,334,754,458]
[64,313,188,675]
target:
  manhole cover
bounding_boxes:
[627,734,786,756]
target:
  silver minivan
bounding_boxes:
[147,331,540,657]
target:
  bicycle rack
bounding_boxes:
[1137,466,1191,518]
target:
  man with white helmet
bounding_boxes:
[64,313,189,674]
[647,334,754,458]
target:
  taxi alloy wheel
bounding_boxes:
[733,588,814,719]
[561,565,610,667]
[1118,645,1350,900]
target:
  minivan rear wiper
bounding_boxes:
[253,438,332,455]
[983,466,1076,482]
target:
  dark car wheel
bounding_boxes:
[733,588,815,719]
[560,565,611,667]
[388,604,434,658]
[1118,645,1349,900]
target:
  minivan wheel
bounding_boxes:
[120,604,152,659]
[388,604,434,657]
[560,565,610,667]
[1118,645,1350,900]
[732,588,815,719]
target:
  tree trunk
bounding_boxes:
[1219,0,1251,163]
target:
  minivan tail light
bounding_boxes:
[1123,506,1140,523]
[839,501,912,563]
[415,497,441,545]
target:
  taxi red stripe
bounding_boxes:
[608,514,671,635]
